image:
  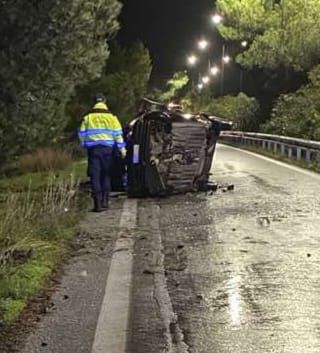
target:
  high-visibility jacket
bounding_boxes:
[78,103,125,150]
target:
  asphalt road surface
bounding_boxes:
[18,144,320,353]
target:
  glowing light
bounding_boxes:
[202,76,210,84]
[212,14,223,24]
[197,83,204,90]
[241,41,248,48]
[210,66,219,76]
[187,55,198,66]
[223,55,231,64]
[198,39,209,51]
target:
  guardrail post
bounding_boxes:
[306,149,311,162]
[262,140,266,149]
[281,144,285,156]
[268,141,272,150]
[274,143,278,153]
[288,147,292,158]
[296,148,302,161]
[317,153,320,168]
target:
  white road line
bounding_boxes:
[91,199,137,353]
[220,144,320,180]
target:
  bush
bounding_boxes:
[18,148,72,173]
[185,92,260,131]
[264,65,320,140]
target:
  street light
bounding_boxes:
[212,14,223,24]
[210,66,219,76]
[241,41,248,48]
[187,55,198,66]
[223,55,231,64]
[198,39,209,51]
[197,83,204,90]
[202,76,210,84]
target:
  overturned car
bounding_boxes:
[123,99,232,197]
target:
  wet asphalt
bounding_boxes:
[12,144,320,353]
[158,144,320,353]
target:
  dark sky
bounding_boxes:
[117,0,221,85]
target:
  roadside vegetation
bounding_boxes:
[180,0,320,141]
[0,0,154,327]
[0,151,87,324]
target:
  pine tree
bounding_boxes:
[0,0,121,165]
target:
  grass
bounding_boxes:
[18,148,73,174]
[221,141,320,173]
[0,160,88,324]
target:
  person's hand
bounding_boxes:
[120,148,127,159]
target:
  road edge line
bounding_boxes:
[91,199,137,353]
[219,143,320,180]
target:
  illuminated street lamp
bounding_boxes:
[223,55,231,64]
[202,76,210,85]
[241,41,248,48]
[197,83,204,90]
[198,39,209,51]
[187,54,198,66]
[212,14,223,24]
[210,66,219,76]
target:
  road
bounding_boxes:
[17,144,320,353]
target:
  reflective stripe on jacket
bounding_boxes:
[78,103,125,149]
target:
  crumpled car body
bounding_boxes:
[126,99,232,197]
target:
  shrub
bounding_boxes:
[18,148,72,173]
[264,65,320,140]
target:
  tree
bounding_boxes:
[217,0,320,71]
[183,91,260,131]
[159,71,190,102]
[0,0,121,166]
[67,42,152,127]
[264,65,320,139]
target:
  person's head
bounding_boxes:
[93,93,106,104]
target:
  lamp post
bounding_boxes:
[187,55,198,66]
[220,44,225,95]
[198,39,209,51]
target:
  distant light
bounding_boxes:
[198,83,204,90]
[212,14,223,24]
[241,41,248,48]
[210,66,219,76]
[198,39,209,51]
[184,113,193,119]
[168,102,176,109]
[187,55,198,66]
[223,55,231,64]
[202,76,210,84]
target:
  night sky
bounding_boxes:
[117,0,223,86]
[116,0,275,100]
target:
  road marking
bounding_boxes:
[91,199,137,353]
[220,144,320,180]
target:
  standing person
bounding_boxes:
[78,94,126,212]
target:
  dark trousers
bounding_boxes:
[87,146,113,201]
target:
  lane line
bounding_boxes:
[219,144,320,180]
[91,199,137,353]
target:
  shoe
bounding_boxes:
[92,198,105,213]
[102,199,109,209]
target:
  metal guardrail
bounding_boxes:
[220,131,320,166]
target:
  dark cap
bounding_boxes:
[94,93,106,104]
